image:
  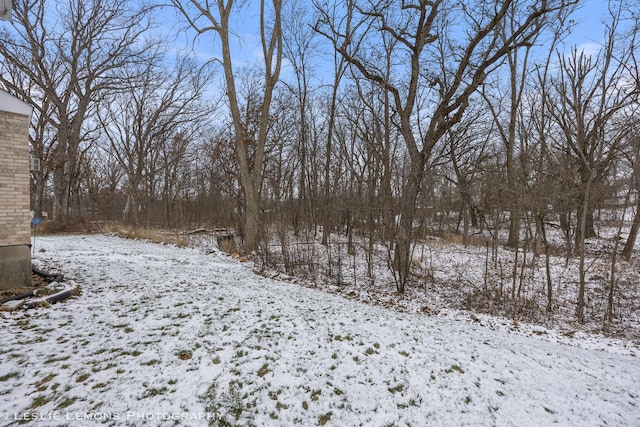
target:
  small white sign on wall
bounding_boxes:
[29,154,40,171]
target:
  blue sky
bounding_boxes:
[166,1,619,80]
[570,1,612,49]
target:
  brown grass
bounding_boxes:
[34,217,103,235]
[100,224,189,247]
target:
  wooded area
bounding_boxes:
[1,0,639,327]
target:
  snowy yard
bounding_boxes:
[1,234,639,426]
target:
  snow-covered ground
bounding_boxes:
[1,234,639,426]
[247,227,640,342]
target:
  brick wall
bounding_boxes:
[0,110,31,247]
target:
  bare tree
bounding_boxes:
[308,0,350,246]
[445,106,493,245]
[622,134,640,260]
[97,54,211,227]
[173,0,283,253]
[281,2,320,234]
[0,0,154,224]
[315,0,574,292]
[546,4,638,322]
[620,9,640,260]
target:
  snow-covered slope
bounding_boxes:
[1,235,638,426]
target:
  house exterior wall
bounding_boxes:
[0,105,32,289]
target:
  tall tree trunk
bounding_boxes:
[457,183,474,245]
[216,1,281,253]
[123,193,132,225]
[242,179,262,253]
[577,174,595,323]
[320,97,333,246]
[622,196,640,260]
[575,191,597,246]
[52,137,69,224]
[321,56,345,246]
[393,157,424,292]
[33,175,45,219]
[506,154,520,247]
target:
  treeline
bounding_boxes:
[1,1,639,315]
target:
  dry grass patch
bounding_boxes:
[101,224,189,247]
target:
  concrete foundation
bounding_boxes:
[0,245,31,289]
